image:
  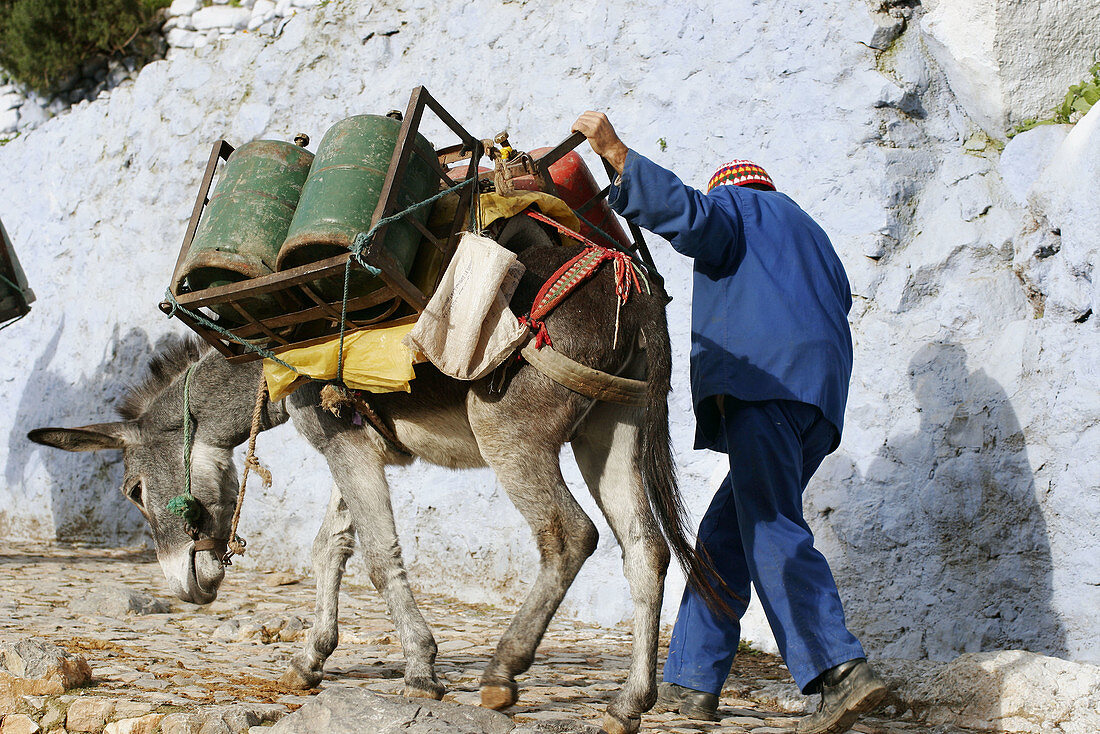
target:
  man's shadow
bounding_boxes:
[6,321,156,542]
[811,341,1067,660]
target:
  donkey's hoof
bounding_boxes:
[280,665,322,690]
[403,678,445,700]
[480,683,519,710]
[600,712,641,734]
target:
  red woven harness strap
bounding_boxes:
[520,211,643,350]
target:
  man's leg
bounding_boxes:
[662,471,752,696]
[720,399,865,692]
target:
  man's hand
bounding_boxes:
[571,111,629,174]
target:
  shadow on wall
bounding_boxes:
[5,320,153,543]
[815,341,1067,661]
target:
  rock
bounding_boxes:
[212,620,240,640]
[216,708,263,733]
[12,100,46,128]
[884,651,1100,733]
[166,28,200,48]
[1026,104,1100,317]
[512,723,602,734]
[70,584,170,617]
[192,6,252,31]
[197,719,232,734]
[111,702,157,720]
[277,616,305,642]
[861,11,905,50]
[0,640,93,706]
[65,699,115,732]
[1,107,21,135]
[0,715,41,734]
[38,699,67,732]
[920,0,1100,136]
[999,124,1072,206]
[159,713,204,734]
[168,0,201,16]
[265,572,301,587]
[268,687,515,733]
[104,714,165,734]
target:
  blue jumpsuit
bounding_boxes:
[609,151,865,694]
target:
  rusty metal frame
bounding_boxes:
[531,133,662,287]
[162,88,483,362]
[0,217,32,326]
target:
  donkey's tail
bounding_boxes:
[638,287,734,616]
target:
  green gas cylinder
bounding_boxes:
[176,140,314,324]
[277,115,437,306]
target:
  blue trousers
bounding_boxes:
[663,398,865,694]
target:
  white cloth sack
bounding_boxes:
[403,231,528,381]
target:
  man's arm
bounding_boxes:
[571,112,743,267]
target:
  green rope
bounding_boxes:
[167,364,202,525]
[0,271,24,294]
[337,176,476,383]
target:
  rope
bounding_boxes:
[223,374,271,562]
[0,271,24,294]
[166,365,202,526]
[335,175,476,382]
[0,313,26,332]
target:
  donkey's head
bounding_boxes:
[28,337,245,604]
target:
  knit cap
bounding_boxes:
[707,160,775,192]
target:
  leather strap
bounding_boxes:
[520,342,646,407]
[193,537,229,559]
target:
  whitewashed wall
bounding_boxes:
[0,0,1096,666]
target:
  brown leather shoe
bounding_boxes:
[655,681,720,721]
[796,658,888,734]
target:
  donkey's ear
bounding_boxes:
[28,422,134,452]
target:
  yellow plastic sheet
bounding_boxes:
[263,320,422,402]
[430,190,581,237]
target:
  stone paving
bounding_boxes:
[0,543,978,734]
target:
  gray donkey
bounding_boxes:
[29,220,718,734]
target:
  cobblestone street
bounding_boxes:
[1,543,977,733]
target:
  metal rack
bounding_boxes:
[161,87,483,363]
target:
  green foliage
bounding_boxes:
[1013,61,1100,136]
[0,0,170,94]
[737,640,763,656]
[657,137,668,152]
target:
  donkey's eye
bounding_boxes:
[125,480,143,507]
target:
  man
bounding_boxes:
[570,111,887,734]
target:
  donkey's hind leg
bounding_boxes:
[572,404,670,734]
[282,485,354,689]
[469,401,599,709]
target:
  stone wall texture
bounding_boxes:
[0,0,1097,666]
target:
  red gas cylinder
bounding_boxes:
[512,149,632,251]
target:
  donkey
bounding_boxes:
[29,217,715,734]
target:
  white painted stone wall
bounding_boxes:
[0,0,1097,669]
[921,0,1100,137]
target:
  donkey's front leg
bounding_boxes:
[326,437,444,699]
[572,406,670,734]
[282,485,355,689]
